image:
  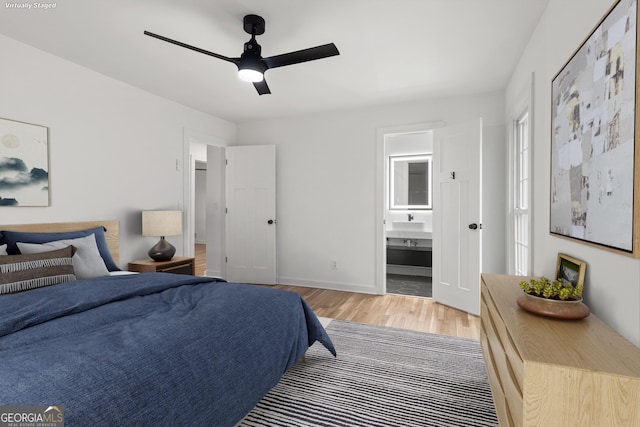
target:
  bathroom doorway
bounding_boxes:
[378,123,441,298]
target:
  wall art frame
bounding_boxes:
[550,0,640,258]
[0,117,50,207]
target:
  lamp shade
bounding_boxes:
[142,210,182,237]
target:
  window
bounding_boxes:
[513,112,530,275]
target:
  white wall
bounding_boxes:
[482,124,507,275]
[237,91,506,294]
[506,0,640,346]
[0,34,236,267]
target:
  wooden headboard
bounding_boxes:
[0,220,120,265]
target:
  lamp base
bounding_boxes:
[148,237,176,262]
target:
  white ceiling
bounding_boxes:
[0,0,549,123]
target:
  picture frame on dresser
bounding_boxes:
[555,253,586,288]
[0,117,50,207]
[549,0,640,258]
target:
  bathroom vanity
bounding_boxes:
[386,221,432,277]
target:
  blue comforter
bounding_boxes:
[0,273,335,426]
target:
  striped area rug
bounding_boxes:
[238,320,498,427]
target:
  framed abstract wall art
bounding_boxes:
[550,0,640,258]
[0,117,50,207]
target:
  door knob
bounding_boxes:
[267,219,276,225]
[468,223,479,230]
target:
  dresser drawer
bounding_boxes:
[158,263,193,275]
[481,322,514,427]
[481,292,523,426]
[483,289,524,393]
[503,332,524,393]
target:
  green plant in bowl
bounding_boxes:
[519,276,583,301]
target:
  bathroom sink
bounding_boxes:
[391,221,424,231]
[387,221,432,239]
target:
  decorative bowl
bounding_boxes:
[516,293,590,320]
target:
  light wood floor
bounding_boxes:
[193,244,480,340]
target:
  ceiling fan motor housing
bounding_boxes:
[240,15,267,74]
[243,14,266,35]
[240,39,266,74]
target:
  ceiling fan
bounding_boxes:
[144,14,340,95]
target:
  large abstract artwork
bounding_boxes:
[0,118,50,207]
[550,0,640,257]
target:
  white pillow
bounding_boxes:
[0,244,6,255]
[17,233,109,280]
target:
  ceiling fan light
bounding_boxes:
[238,68,264,83]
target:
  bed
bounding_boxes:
[0,220,335,426]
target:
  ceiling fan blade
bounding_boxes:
[263,43,339,69]
[144,31,239,65]
[253,79,271,95]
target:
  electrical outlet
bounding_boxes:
[331,260,338,270]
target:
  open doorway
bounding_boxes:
[194,160,207,275]
[184,136,276,283]
[384,131,434,298]
[375,122,443,297]
[182,129,229,277]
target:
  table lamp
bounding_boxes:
[142,210,182,261]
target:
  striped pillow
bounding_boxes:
[0,246,77,295]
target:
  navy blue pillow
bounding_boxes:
[0,226,120,271]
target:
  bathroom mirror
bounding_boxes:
[389,154,432,210]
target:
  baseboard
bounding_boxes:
[277,276,378,294]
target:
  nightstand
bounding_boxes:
[128,256,195,275]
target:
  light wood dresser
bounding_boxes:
[480,273,640,427]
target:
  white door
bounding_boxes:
[432,119,482,315]
[225,145,276,284]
